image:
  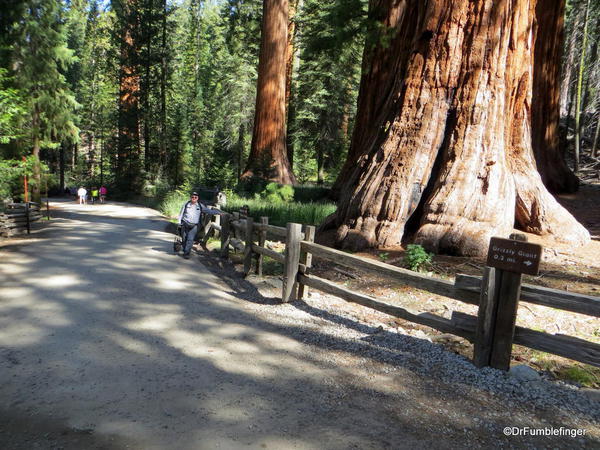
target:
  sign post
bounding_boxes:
[474,234,543,370]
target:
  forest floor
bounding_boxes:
[216,182,600,389]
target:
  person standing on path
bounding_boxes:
[99,185,107,204]
[177,192,221,259]
[91,187,99,204]
[77,186,87,205]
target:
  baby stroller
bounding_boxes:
[173,224,183,252]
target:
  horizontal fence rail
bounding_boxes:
[300,241,480,305]
[455,274,600,317]
[298,273,475,341]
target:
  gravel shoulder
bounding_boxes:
[0,199,598,449]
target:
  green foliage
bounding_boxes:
[262,182,294,203]
[378,252,389,262]
[290,0,366,184]
[403,244,433,272]
[0,156,48,203]
[11,0,80,149]
[0,69,26,143]
[293,185,331,202]
[0,159,23,203]
[159,189,189,218]
[559,366,599,387]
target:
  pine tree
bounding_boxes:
[291,0,366,184]
[11,0,79,201]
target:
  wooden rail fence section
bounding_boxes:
[200,213,600,369]
[0,202,42,237]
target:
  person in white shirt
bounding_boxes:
[77,186,87,205]
[177,192,221,259]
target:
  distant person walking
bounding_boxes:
[77,186,87,205]
[99,186,107,204]
[91,187,99,204]
[177,192,221,259]
[98,186,108,204]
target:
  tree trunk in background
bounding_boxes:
[592,115,600,157]
[574,0,591,173]
[116,0,142,195]
[285,0,301,166]
[59,143,65,191]
[581,15,600,145]
[237,123,245,180]
[87,132,95,177]
[31,106,41,203]
[243,0,296,185]
[160,0,168,172]
[332,0,589,256]
[71,143,77,170]
[142,0,152,175]
[559,4,581,117]
[531,0,578,194]
[285,0,300,111]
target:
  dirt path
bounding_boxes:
[0,199,598,449]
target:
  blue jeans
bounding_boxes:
[181,223,198,255]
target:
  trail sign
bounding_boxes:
[486,237,543,275]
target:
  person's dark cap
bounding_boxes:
[191,192,199,197]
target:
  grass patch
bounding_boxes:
[558,366,600,387]
[527,349,600,388]
[159,190,189,218]
[260,255,284,276]
[223,197,336,227]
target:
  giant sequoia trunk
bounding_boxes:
[531,0,578,194]
[243,0,296,185]
[333,0,589,256]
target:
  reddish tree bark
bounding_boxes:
[285,0,300,111]
[243,0,296,185]
[531,0,578,194]
[333,0,589,256]
[285,0,301,166]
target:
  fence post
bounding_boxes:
[298,225,315,300]
[256,217,268,276]
[473,266,500,367]
[26,202,30,235]
[232,212,240,240]
[474,233,526,370]
[243,216,254,276]
[220,213,230,258]
[214,213,221,238]
[282,222,302,303]
[201,214,212,240]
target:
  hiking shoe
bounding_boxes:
[183,253,190,259]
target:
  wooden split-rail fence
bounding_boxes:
[199,211,600,370]
[0,202,44,238]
